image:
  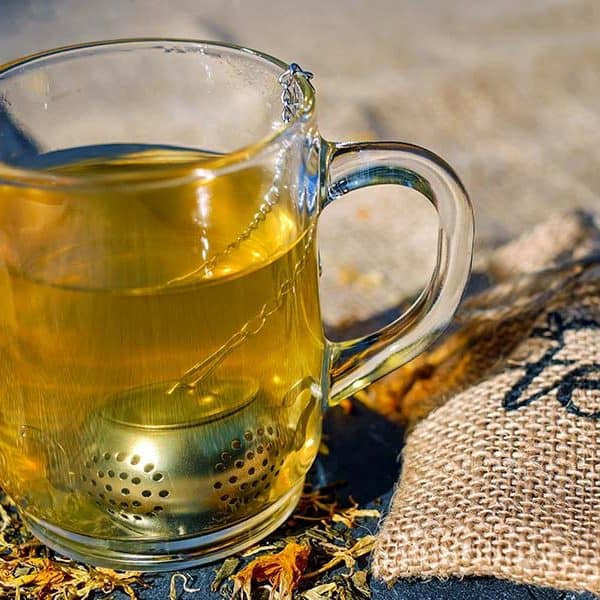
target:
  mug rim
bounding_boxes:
[0,38,316,189]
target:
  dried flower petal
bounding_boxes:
[231,542,310,600]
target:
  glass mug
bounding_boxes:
[0,40,473,569]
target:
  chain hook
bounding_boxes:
[279,63,314,123]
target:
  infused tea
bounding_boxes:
[0,147,323,538]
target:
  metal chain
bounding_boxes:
[167,222,316,394]
[279,63,314,124]
[167,63,314,284]
[166,152,285,283]
[168,63,316,394]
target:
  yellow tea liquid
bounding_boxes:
[0,147,323,537]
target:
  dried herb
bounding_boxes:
[339,399,354,415]
[0,556,142,599]
[300,582,337,599]
[0,490,144,599]
[331,503,381,529]
[226,484,380,599]
[302,536,375,581]
[169,573,202,599]
[290,488,339,524]
[318,441,330,456]
[231,542,310,600]
[301,571,370,599]
[211,557,240,592]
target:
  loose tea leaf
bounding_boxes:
[349,570,370,597]
[0,556,142,599]
[300,582,337,599]
[231,542,310,600]
[302,536,376,581]
[289,485,341,524]
[332,505,380,529]
[300,571,370,599]
[0,491,144,599]
[211,557,240,592]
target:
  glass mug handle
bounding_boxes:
[320,141,474,404]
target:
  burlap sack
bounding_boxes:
[371,211,600,593]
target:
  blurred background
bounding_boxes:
[2,0,599,326]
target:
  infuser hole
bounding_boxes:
[132,500,141,507]
[235,460,244,469]
[158,490,169,498]
[131,477,141,485]
[141,490,152,498]
[92,455,99,463]
[248,468,256,476]
[85,461,91,469]
[119,472,128,480]
[105,484,112,492]
[246,452,255,460]
[116,453,126,462]
[257,428,265,436]
[215,463,225,472]
[120,513,129,520]
[144,463,154,473]
[130,455,140,465]
[267,426,274,436]
[251,481,258,488]
[270,465,275,472]
[229,476,238,484]
[231,439,241,450]
[154,506,163,513]
[133,515,142,521]
[81,475,87,482]
[121,488,130,496]
[152,473,164,482]
[261,474,268,482]
[108,470,115,478]
[213,482,223,490]
[221,451,231,462]
[95,500,101,507]
[109,499,117,506]
[244,431,253,441]
[262,459,268,467]
[103,452,111,460]
[99,493,105,500]
[97,471,104,478]
[120,502,128,509]
[241,483,249,490]
[108,508,115,515]
[220,494,229,501]
[274,470,280,477]
[91,480,97,487]
[257,446,264,454]
[228,498,237,506]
